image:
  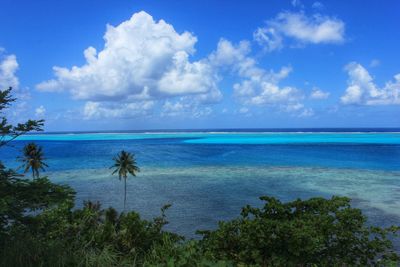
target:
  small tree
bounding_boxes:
[0,87,43,148]
[110,150,140,210]
[0,87,74,240]
[19,143,48,178]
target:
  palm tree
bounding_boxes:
[110,150,140,210]
[19,143,48,179]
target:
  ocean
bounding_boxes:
[1,129,400,242]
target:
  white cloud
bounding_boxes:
[157,51,218,96]
[236,77,301,106]
[161,99,212,118]
[253,27,283,52]
[83,100,154,119]
[217,44,299,104]
[310,87,330,99]
[299,108,315,117]
[35,105,46,117]
[0,52,19,89]
[0,51,36,122]
[254,11,345,51]
[35,11,327,120]
[37,11,223,119]
[209,39,251,67]
[210,39,310,116]
[283,103,314,117]
[341,62,400,105]
[37,11,220,103]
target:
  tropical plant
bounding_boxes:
[110,150,140,210]
[0,87,44,148]
[19,142,48,178]
[198,196,400,266]
[0,87,74,251]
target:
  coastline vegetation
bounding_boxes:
[0,87,399,266]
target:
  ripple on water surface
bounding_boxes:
[49,165,400,238]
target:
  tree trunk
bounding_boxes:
[124,177,127,211]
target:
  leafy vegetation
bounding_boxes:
[19,142,48,178]
[199,196,400,266]
[0,87,44,148]
[0,87,399,266]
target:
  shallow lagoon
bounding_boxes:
[1,132,400,240]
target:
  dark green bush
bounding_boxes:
[199,196,399,266]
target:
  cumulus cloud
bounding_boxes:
[36,11,223,119]
[83,100,154,119]
[254,11,345,51]
[36,11,323,120]
[0,52,19,89]
[299,108,315,117]
[0,52,36,122]
[283,103,314,117]
[211,40,298,104]
[341,62,400,105]
[41,11,214,99]
[210,39,311,116]
[253,28,283,52]
[310,87,330,99]
[235,76,301,106]
[161,98,212,118]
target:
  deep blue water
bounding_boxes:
[3,133,400,171]
[1,131,400,246]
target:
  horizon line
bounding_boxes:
[35,127,400,134]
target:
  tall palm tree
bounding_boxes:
[19,143,48,179]
[110,150,140,210]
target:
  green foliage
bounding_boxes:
[0,162,75,240]
[3,195,397,266]
[19,142,49,178]
[0,87,44,147]
[1,201,182,266]
[199,196,400,266]
[111,150,140,180]
[0,87,75,264]
[143,239,233,267]
[111,150,140,210]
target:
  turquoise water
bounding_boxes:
[15,132,400,144]
[1,131,400,242]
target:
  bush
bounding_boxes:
[198,196,400,266]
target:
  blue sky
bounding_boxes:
[0,0,399,131]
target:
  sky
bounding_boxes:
[0,0,399,131]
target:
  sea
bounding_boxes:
[1,128,399,243]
